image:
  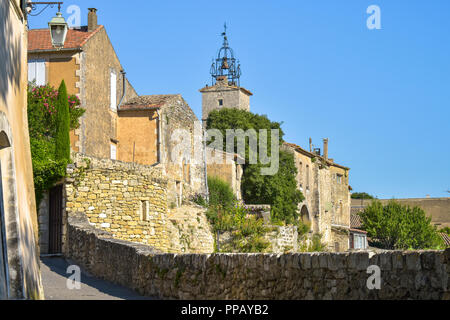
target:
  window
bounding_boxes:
[140,200,149,221]
[218,99,223,106]
[306,165,310,189]
[110,143,117,160]
[336,174,343,184]
[28,59,46,86]
[110,71,117,111]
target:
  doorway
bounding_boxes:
[48,185,63,254]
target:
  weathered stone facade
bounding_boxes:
[206,147,243,200]
[64,154,213,254]
[282,142,351,252]
[65,217,450,300]
[200,77,252,121]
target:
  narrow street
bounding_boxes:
[40,257,154,300]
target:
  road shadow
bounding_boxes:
[40,257,156,300]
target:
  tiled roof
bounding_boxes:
[350,213,363,229]
[120,95,179,111]
[28,26,103,51]
[199,83,253,96]
[440,233,450,247]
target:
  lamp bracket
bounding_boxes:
[27,1,63,16]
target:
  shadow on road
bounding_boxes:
[40,257,156,300]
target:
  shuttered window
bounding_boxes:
[110,144,117,160]
[28,60,46,86]
[110,71,117,111]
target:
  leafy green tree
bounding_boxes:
[206,108,304,223]
[351,192,375,199]
[54,80,71,162]
[359,200,444,250]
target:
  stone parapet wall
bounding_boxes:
[65,154,214,254]
[66,214,450,300]
[66,154,171,251]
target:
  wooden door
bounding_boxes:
[48,185,63,254]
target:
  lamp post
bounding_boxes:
[26,1,68,49]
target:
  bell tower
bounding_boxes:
[200,24,253,122]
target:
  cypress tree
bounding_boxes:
[54,80,71,162]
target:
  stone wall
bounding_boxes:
[65,153,214,254]
[65,215,450,300]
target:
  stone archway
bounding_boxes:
[0,112,22,299]
[300,205,311,228]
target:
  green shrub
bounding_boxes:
[360,200,444,250]
[207,176,236,210]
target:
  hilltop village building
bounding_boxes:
[202,29,352,251]
[28,8,207,254]
[0,0,43,299]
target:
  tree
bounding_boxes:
[54,80,71,162]
[359,200,444,250]
[351,192,375,199]
[206,108,304,223]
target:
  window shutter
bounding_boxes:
[110,144,117,160]
[36,61,46,86]
[28,60,46,85]
[110,72,117,111]
[28,61,36,83]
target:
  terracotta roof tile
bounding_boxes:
[350,213,363,229]
[119,95,179,111]
[440,233,450,247]
[28,25,103,51]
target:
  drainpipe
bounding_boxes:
[151,109,162,166]
[117,70,127,110]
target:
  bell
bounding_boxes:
[221,57,229,70]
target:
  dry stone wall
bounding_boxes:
[65,213,450,300]
[65,154,214,253]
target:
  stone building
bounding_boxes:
[201,28,352,251]
[28,8,207,253]
[282,141,351,252]
[119,94,207,207]
[0,0,43,299]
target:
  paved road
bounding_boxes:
[40,257,155,300]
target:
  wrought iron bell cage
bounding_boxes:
[210,25,241,86]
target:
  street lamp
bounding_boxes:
[48,11,68,48]
[26,1,68,48]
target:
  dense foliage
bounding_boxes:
[205,176,270,253]
[359,200,444,250]
[28,82,85,205]
[206,108,304,224]
[351,192,375,200]
[207,176,236,211]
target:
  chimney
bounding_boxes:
[88,8,98,32]
[309,138,312,152]
[323,138,329,160]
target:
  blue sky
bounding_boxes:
[29,0,450,199]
